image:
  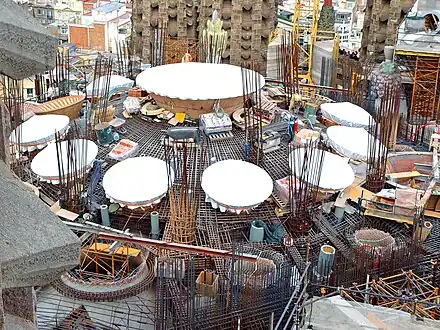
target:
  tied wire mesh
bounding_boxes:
[285,139,325,235]
[365,85,400,193]
[164,136,207,245]
[54,123,90,213]
[154,244,303,330]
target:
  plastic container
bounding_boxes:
[109,117,126,129]
[249,220,264,243]
[108,139,139,161]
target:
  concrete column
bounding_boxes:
[0,264,4,330]
[177,0,187,37]
[0,103,11,166]
[230,0,242,66]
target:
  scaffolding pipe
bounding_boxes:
[275,262,310,330]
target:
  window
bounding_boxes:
[26,88,34,98]
[61,27,68,34]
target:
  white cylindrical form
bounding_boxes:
[249,221,264,243]
[151,211,160,238]
[414,221,433,242]
[100,205,110,227]
[317,244,336,278]
[384,46,394,63]
[334,205,345,220]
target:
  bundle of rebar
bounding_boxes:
[115,40,133,78]
[0,76,24,172]
[365,85,400,193]
[242,63,264,165]
[89,54,113,126]
[285,139,325,234]
[55,123,89,213]
[164,139,206,244]
[276,29,299,107]
[151,23,166,67]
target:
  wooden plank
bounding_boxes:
[425,195,438,210]
[49,200,79,221]
[417,179,436,208]
[433,149,439,180]
[364,209,414,225]
[424,210,440,219]
[386,171,422,180]
[342,185,374,201]
[434,197,440,212]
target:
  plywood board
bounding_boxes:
[364,209,413,225]
[50,201,79,221]
[424,210,440,219]
[386,171,422,180]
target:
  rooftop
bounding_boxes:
[94,1,123,14]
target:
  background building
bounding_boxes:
[54,0,83,24]
[67,2,130,52]
[29,3,55,25]
[335,8,352,48]
[361,0,415,60]
[131,0,277,73]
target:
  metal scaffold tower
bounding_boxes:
[410,56,440,120]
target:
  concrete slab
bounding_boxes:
[4,314,36,330]
[0,160,80,289]
[302,295,440,330]
[0,0,57,80]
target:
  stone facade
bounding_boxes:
[131,0,276,74]
[0,2,81,329]
[361,0,415,60]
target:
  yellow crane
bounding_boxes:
[291,0,339,84]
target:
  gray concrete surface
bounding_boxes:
[0,160,80,329]
[302,295,440,330]
[0,160,80,289]
[0,0,57,80]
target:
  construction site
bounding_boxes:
[2,0,440,329]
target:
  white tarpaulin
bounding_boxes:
[321,102,373,128]
[86,75,134,97]
[326,126,384,162]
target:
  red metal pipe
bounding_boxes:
[98,232,261,263]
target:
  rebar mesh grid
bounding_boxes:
[155,245,302,330]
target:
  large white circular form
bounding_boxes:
[326,126,384,162]
[202,159,273,213]
[9,114,69,152]
[290,148,355,191]
[86,74,134,97]
[321,102,374,128]
[103,157,173,209]
[136,62,265,100]
[31,139,98,184]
